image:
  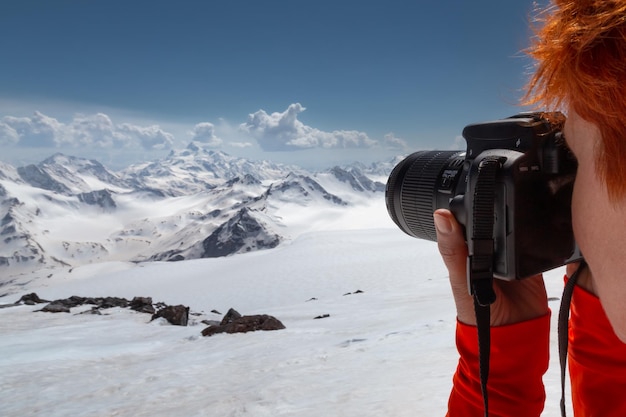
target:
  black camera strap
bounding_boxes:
[469,157,500,417]
[557,260,586,417]
[470,156,587,417]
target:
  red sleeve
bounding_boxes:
[446,314,550,417]
[568,282,626,416]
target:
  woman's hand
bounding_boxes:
[433,209,550,326]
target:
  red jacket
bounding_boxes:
[446,282,626,416]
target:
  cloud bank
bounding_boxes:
[383,133,408,150]
[0,104,398,168]
[189,122,223,148]
[240,103,377,151]
[0,111,175,150]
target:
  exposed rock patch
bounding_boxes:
[151,304,189,326]
[201,208,281,258]
[5,293,285,337]
[201,308,285,337]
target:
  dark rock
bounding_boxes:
[77,307,102,315]
[329,166,385,193]
[201,208,280,258]
[17,292,50,305]
[99,296,129,309]
[151,305,189,326]
[130,297,155,314]
[147,249,185,262]
[314,314,330,319]
[225,174,261,187]
[220,308,242,325]
[77,189,116,210]
[40,303,71,313]
[47,296,85,309]
[17,164,72,194]
[208,209,221,218]
[202,313,285,337]
[1,213,13,227]
[36,295,131,313]
[1,225,16,235]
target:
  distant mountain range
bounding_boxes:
[0,142,399,285]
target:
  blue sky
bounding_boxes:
[0,0,548,170]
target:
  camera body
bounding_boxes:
[386,112,581,280]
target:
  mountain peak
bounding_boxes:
[201,208,281,258]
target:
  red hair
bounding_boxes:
[524,0,626,200]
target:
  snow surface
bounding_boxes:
[1,210,572,416]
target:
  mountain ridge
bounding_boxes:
[0,145,397,293]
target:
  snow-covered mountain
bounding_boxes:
[0,144,393,290]
[121,142,299,196]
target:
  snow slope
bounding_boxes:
[0,224,571,416]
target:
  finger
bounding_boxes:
[433,209,468,281]
[434,209,475,324]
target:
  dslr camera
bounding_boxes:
[385,112,581,280]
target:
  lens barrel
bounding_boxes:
[386,151,464,241]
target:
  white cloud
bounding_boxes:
[1,111,64,147]
[119,123,174,150]
[0,111,175,151]
[383,133,408,150]
[189,122,223,147]
[67,113,126,148]
[240,103,377,151]
[0,121,19,145]
[228,141,253,148]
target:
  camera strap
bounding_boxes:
[557,260,586,417]
[469,157,500,417]
[470,156,587,417]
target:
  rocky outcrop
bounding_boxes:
[330,166,385,192]
[201,208,280,258]
[151,304,189,326]
[17,164,73,195]
[3,293,285,339]
[77,189,116,210]
[35,295,131,313]
[201,308,285,337]
[268,173,346,205]
[130,296,156,314]
[17,292,50,305]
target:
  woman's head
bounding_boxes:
[524,0,626,200]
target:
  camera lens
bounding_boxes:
[386,151,465,241]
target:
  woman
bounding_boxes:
[436,1,626,415]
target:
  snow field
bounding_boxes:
[0,227,570,416]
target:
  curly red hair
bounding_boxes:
[524,0,626,199]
